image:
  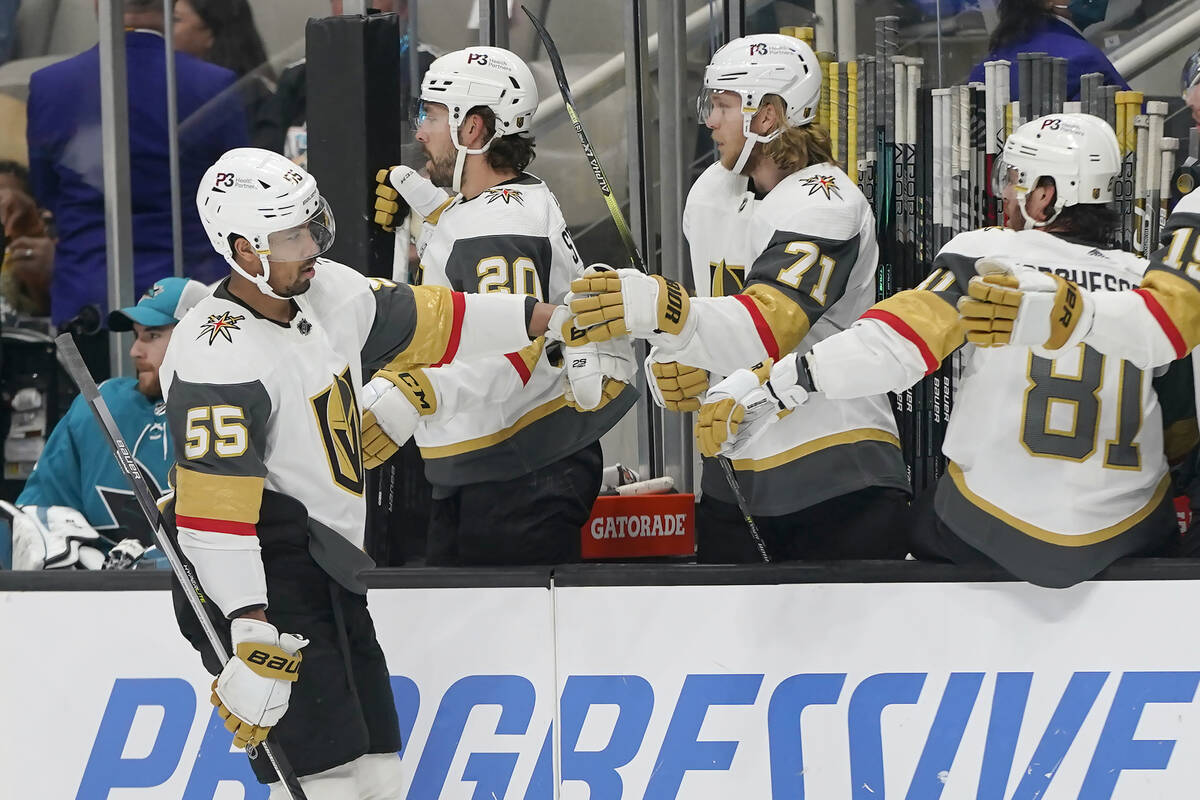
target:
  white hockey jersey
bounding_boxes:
[667,161,908,515]
[809,227,1173,587]
[161,260,535,614]
[410,174,635,488]
[1070,189,1200,370]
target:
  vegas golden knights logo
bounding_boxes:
[709,260,745,297]
[310,367,364,495]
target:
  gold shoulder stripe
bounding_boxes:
[1141,269,1200,355]
[423,195,457,226]
[869,289,965,365]
[947,462,1170,546]
[381,284,459,371]
[742,283,811,357]
[174,467,264,524]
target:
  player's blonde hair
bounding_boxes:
[760,95,838,172]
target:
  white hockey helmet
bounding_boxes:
[993,113,1120,230]
[417,46,539,191]
[698,33,823,173]
[197,148,335,299]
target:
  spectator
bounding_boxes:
[254,0,434,164]
[1183,47,1200,128]
[14,276,208,561]
[0,160,53,315]
[968,0,1129,101]
[172,0,276,123]
[25,0,246,374]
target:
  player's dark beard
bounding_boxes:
[426,147,458,188]
[278,259,317,296]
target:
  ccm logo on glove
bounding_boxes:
[397,372,433,412]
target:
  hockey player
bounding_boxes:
[697,113,1177,588]
[368,46,636,566]
[568,34,909,562]
[8,276,208,568]
[959,187,1200,374]
[162,148,563,797]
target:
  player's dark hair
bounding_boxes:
[0,159,31,194]
[761,95,838,172]
[1039,177,1120,248]
[466,105,536,173]
[182,0,275,82]
[989,0,1057,53]
[1048,204,1120,247]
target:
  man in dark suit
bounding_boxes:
[25,0,247,343]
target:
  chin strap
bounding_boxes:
[1012,188,1065,231]
[448,124,502,194]
[223,253,288,300]
[731,108,783,174]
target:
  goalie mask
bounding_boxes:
[197,148,336,300]
[992,113,1119,230]
[417,46,539,193]
[697,33,822,174]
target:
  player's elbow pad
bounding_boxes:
[458,294,540,359]
[1084,291,1182,370]
[177,528,268,618]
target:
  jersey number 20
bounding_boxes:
[476,256,544,300]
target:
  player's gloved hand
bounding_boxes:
[569,265,694,344]
[566,336,637,411]
[1,502,103,570]
[548,302,635,411]
[360,373,428,468]
[212,618,307,750]
[103,538,147,570]
[958,257,1092,351]
[646,348,708,412]
[695,353,812,457]
[373,165,451,231]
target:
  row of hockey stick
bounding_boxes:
[786,20,1184,493]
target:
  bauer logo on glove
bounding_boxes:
[959,257,1093,351]
[240,644,302,678]
[568,266,694,344]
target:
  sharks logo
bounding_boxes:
[94,460,165,546]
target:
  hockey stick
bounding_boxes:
[54,334,310,800]
[520,5,643,274]
[521,4,770,562]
